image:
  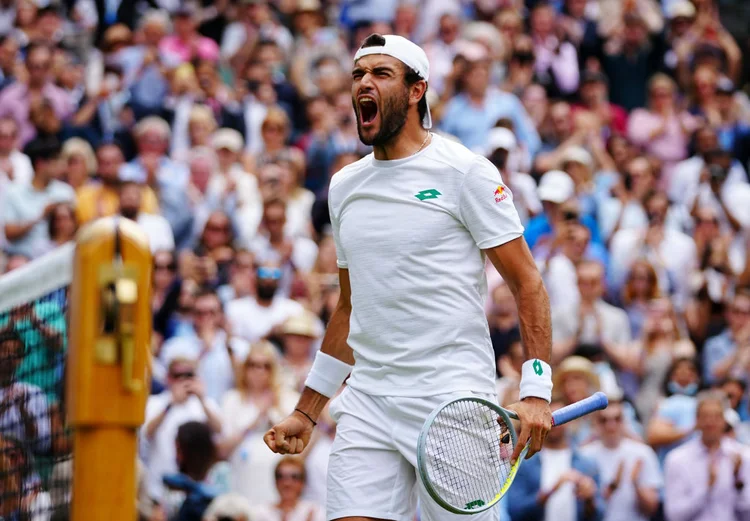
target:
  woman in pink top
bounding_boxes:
[158,6,219,67]
[627,74,699,190]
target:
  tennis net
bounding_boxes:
[0,243,75,520]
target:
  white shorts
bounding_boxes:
[326,386,500,521]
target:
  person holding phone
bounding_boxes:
[142,356,222,503]
[609,191,697,310]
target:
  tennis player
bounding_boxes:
[264,34,554,521]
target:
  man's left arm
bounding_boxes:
[456,155,552,462]
[485,238,553,461]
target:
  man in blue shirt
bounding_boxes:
[440,58,541,157]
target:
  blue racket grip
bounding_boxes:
[552,392,608,426]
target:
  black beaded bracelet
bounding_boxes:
[295,408,317,426]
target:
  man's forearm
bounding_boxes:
[514,275,552,363]
[296,302,353,421]
[4,221,38,241]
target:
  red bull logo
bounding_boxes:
[494,185,507,203]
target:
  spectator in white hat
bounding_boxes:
[209,128,262,245]
[485,126,541,226]
[524,170,603,255]
[560,145,597,220]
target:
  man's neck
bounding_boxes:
[702,437,721,452]
[31,176,49,190]
[602,436,621,450]
[544,440,569,450]
[257,297,273,308]
[372,123,429,161]
[468,91,485,105]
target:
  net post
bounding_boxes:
[66,217,152,521]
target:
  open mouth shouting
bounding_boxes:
[357,95,379,129]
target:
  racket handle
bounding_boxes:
[552,392,609,426]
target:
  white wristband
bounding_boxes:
[519,359,553,402]
[304,351,353,398]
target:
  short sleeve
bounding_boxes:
[458,157,524,249]
[328,198,348,269]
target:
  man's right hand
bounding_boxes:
[264,411,315,455]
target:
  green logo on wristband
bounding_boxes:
[533,359,543,376]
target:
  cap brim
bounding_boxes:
[538,189,567,204]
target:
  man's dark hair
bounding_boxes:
[23,136,61,166]
[176,421,216,480]
[360,33,429,124]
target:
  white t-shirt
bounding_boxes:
[579,438,662,521]
[220,388,299,504]
[225,296,304,342]
[328,134,524,396]
[135,212,175,253]
[539,448,576,521]
[141,392,220,500]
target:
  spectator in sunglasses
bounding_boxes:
[225,261,304,342]
[142,356,222,503]
[158,287,249,403]
[219,342,299,505]
[250,198,318,299]
[580,400,661,521]
[252,456,324,521]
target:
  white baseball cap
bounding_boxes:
[561,146,593,169]
[486,127,517,154]
[537,170,575,204]
[211,128,244,153]
[668,1,696,19]
[354,34,432,129]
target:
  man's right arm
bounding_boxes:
[263,268,353,454]
[293,267,353,422]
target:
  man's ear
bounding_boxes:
[410,80,427,107]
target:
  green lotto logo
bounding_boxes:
[465,499,486,510]
[533,359,543,376]
[415,189,442,201]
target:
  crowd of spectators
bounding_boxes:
[1,0,750,520]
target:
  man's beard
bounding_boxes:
[120,207,138,220]
[256,283,277,301]
[355,89,410,147]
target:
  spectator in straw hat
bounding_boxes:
[554,356,602,447]
[279,310,323,392]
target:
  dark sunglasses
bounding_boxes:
[275,472,304,481]
[170,371,195,380]
[598,414,622,424]
[246,361,272,370]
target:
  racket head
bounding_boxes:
[417,396,525,515]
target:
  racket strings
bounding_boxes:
[423,400,515,511]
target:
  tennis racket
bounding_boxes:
[416,392,608,515]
